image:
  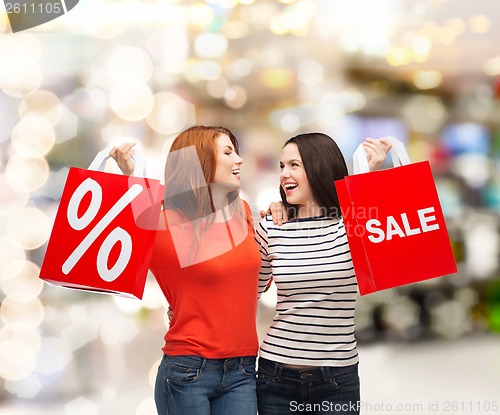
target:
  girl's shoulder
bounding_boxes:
[157,208,186,229]
[241,199,253,220]
[284,215,342,226]
[255,214,275,239]
[265,215,344,234]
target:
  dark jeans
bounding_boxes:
[257,357,360,415]
[155,355,257,415]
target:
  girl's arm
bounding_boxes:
[255,217,273,298]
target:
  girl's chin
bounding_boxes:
[209,183,240,196]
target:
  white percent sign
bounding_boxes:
[62,178,144,282]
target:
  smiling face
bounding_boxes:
[213,134,243,190]
[279,142,316,211]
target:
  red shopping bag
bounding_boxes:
[335,137,457,295]
[40,148,164,299]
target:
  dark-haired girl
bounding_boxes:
[255,134,391,415]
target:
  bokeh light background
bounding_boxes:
[1,0,500,414]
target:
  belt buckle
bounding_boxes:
[300,372,313,380]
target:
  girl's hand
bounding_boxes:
[167,307,174,323]
[259,201,288,226]
[109,143,136,176]
[363,137,392,172]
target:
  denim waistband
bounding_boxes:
[258,357,356,383]
[165,354,255,370]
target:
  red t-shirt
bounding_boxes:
[149,202,261,358]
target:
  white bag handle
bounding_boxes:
[353,136,411,175]
[88,147,147,178]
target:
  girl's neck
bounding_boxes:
[295,203,323,219]
[210,185,233,222]
[213,205,232,222]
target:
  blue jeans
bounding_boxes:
[257,357,360,415]
[154,355,257,415]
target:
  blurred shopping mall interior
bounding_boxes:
[1,0,500,413]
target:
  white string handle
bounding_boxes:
[353,136,411,175]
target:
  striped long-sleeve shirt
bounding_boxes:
[256,214,359,367]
